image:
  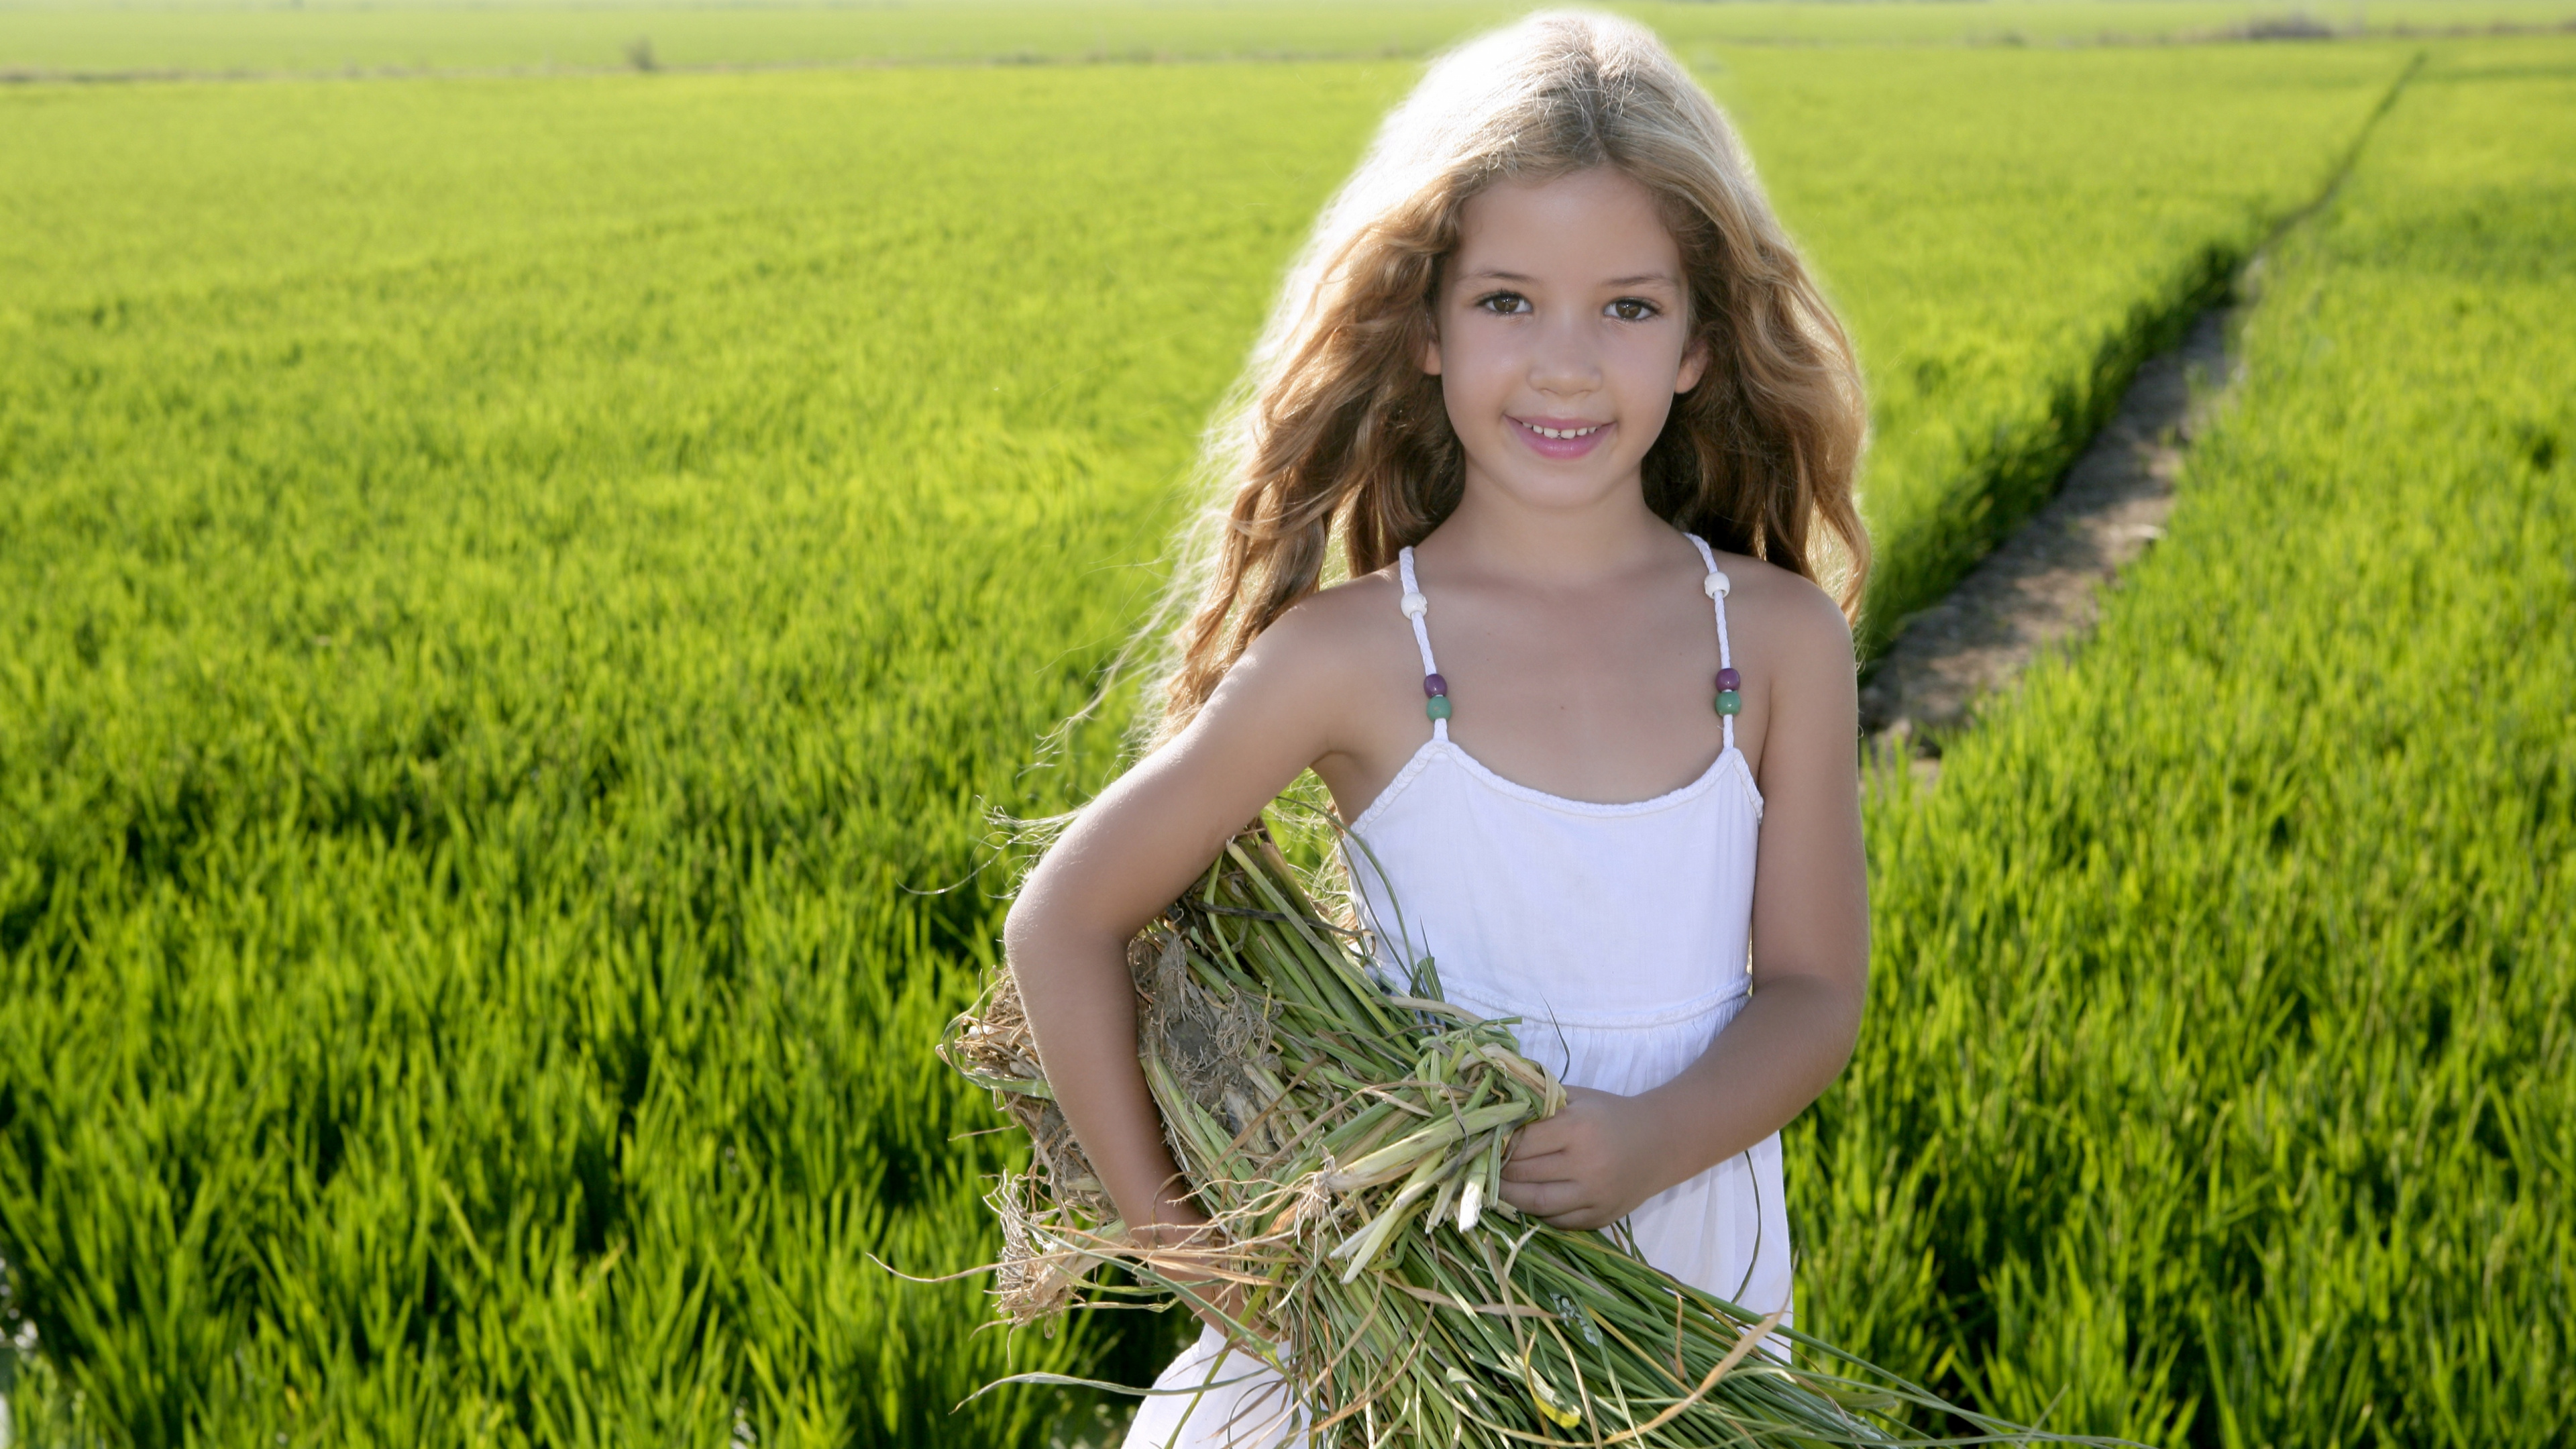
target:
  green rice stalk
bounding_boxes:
[942,823,2125,1446]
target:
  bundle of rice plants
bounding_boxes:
[943,825,2084,1445]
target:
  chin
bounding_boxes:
[1485,455,1640,509]
[1498,478,1633,515]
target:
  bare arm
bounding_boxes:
[1003,608,1356,1250]
[1501,580,1868,1227]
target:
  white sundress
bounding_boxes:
[1124,535,1791,1449]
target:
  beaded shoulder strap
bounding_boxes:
[1403,540,1737,747]
[1395,547,1450,741]
[1685,534,1743,751]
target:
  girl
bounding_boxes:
[1006,12,1872,1446]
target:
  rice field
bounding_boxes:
[5,0,2575,76]
[1796,38,2576,1441]
[0,7,2568,1446]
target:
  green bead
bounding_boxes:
[1714,690,1741,716]
[1426,695,1453,721]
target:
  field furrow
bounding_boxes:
[1,25,2563,1446]
[1797,36,2575,1442]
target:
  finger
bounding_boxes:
[1499,1150,1572,1183]
[1507,1119,1570,1161]
[1499,1176,1584,1219]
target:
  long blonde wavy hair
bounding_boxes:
[1142,10,1868,748]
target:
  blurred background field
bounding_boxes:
[1,3,2569,1446]
[3,0,2576,74]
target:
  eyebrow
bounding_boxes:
[1462,268,1680,288]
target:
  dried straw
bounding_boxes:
[943,825,2119,1447]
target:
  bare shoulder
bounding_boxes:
[1710,551,1855,675]
[1213,570,1416,718]
[1713,552,1857,788]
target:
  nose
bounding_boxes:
[1527,311,1601,398]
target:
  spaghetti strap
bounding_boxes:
[1401,540,1736,748]
[1395,547,1450,741]
[1684,535,1740,751]
[1161,536,1782,1446]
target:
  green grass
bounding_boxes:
[4,0,2574,76]
[1709,42,2412,648]
[0,27,2555,1449]
[0,40,2418,659]
[1790,35,2576,1444]
[0,60,1403,1448]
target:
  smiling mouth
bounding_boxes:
[1515,419,1607,440]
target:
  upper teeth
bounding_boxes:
[1527,423,1600,439]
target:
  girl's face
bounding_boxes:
[1426,166,1707,519]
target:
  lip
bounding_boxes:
[1510,415,1612,460]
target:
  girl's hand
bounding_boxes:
[1132,1211,1256,1340]
[1496,1085,1677,1230]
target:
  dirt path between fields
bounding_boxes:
[1858,301,2239,778]
[1860,51,2422,785]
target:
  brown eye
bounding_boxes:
[1475,292,1530,316]
[1608,298,1657,322]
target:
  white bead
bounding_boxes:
[1703,571,1731,598]
[1400,591,1428,619]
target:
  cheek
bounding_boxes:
[1611,333,1693,405]
[1436,323,1517,398]
[1436,365,1495,439]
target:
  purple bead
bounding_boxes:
[1715,667,1740,692]
[1424,673,1448,698]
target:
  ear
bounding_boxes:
[1675,333,1710,394]
[1421,323,1444,378]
